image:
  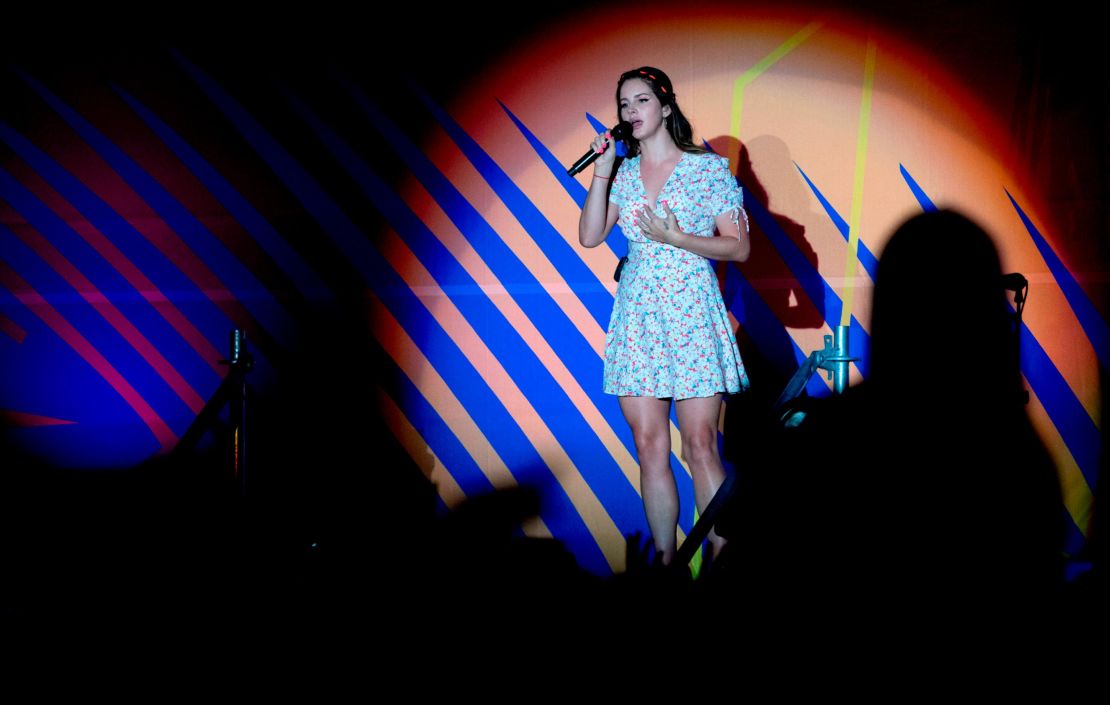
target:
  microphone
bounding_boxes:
[1001,273,1028,292]
[566,122,633,177]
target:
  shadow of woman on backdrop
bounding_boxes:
[704,135,824,481]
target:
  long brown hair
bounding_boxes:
[615,66,705,158]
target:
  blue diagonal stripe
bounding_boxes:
[0,220,193,437]
[0,120,230,366]
[168,49,614,573]
[376,262,614,574]
[585,114,628,159]
[723,263,830,400]
[904,180,1100,524]
[1064,510,1086,559]
[0,282,162,468]
[795,163,880,281]
[282,79,655,537]
[340,79,680,482]
[0,164,221,400]
[499,100,731,498]
[14,68,296,350]
[900,164,938,212]
[375,346,495,501]
[746,177,871,378]
[1007,189,1110,371]
[111,83,335,305]
[499,104,628,259]
[406,82,614,331]
[1018,317,1101,489]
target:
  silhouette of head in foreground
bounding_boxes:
[717,210,1065,637]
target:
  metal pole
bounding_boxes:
[833,324,851,394]
[228,329,251,497]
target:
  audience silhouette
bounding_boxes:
[1,210,1081,657]
[716,210,1066,646]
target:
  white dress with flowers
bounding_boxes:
[604,151,749,399]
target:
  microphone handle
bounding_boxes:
[566,123,630,177]
[567,143,606,177]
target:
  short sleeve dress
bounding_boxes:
[604,151,750,399]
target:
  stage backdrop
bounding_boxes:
[0,5,1101,574]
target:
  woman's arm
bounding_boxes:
[638,204,750,262]
[578,132,620,248]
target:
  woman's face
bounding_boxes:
[619,78,671,142]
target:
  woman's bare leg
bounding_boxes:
[675,394,728,559]
[619,395,677,564]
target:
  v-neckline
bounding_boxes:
[640,152,685,207]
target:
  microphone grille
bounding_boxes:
[611,121,633,140]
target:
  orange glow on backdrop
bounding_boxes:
[383,4,1099,571]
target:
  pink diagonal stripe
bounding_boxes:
[1,410,76,426]
[34,149,268,352]
[0,312,26,342]
[7,169,225,372]
[10,221,205,413]
[0,261,177,451]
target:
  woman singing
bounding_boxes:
[579,66,750,565]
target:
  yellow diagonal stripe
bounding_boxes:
[403,173,696,489]
[729,20,823,164]
[840,40,878,328]
[400,181,644,484]
[376,385,469,511]
[1027,384,1094,537]
[376,230,628,571]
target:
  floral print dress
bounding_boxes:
[604,151,749,399]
